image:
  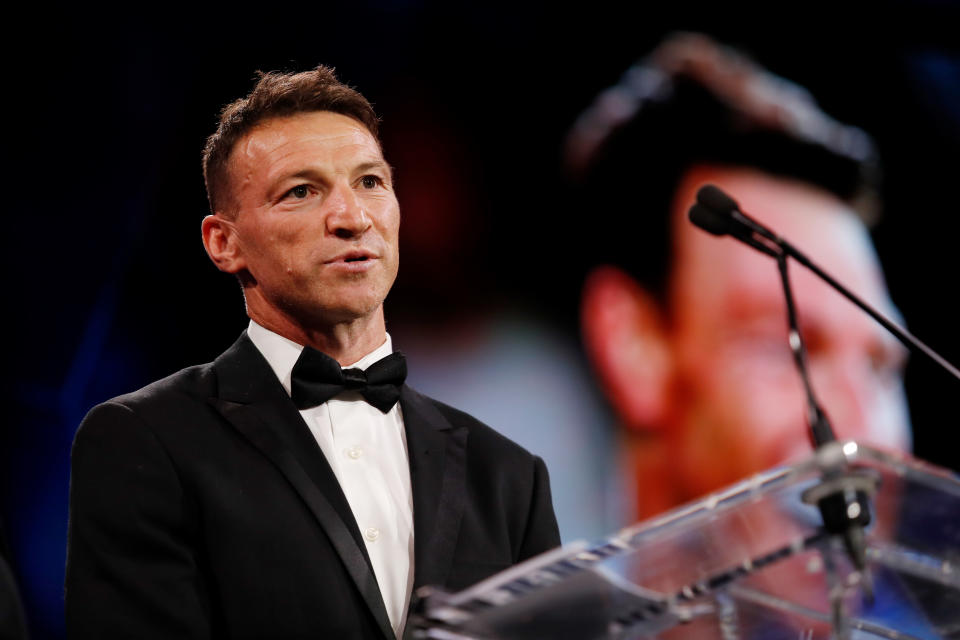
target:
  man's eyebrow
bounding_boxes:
[354,160,393,178]
[285,168,325,181]
[270,161,394,190]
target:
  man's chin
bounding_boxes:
[304,303,383,327]
[263,292,385,330]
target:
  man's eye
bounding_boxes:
[285,185,310,199]
[360,175,382,189]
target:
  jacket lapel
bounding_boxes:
[209,333,394,640]
[400,386,467,590]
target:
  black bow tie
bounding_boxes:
[290,347,406,413]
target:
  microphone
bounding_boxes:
[693,185,782,249]
[687,203,780,258]
[696,183,739,217]
[691,184,840,451]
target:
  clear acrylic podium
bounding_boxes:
[409,442,960,639]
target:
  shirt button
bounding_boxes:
[364,527,380,542]
[345,446,363,460]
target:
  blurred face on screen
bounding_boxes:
[582,165,911,513]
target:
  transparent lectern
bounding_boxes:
[409,442,960,639]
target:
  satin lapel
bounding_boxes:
[209,333,394,640]
[400,386,467,590]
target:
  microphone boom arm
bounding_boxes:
[780,239,960,382]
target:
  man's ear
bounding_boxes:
[201,214,246,274]
[581,265,673,432]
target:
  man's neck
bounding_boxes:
[248,306,388,366]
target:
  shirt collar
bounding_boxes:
[246,319,393,397]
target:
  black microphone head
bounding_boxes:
[697,184,740,214]
[688,202,732,237]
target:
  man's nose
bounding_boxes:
[325,183,371,239]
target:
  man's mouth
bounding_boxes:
[327,250,376,263]
[325,250,378,268]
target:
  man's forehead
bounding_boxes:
[231,111,384,175]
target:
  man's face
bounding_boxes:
[222,111,400,327]
[666,166,911,498]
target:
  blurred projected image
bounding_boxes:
[566,33,911,521]
[382,97,622,543]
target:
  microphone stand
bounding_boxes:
[777,253,836,450]
[691,186,904,637]
[775,253,874,630]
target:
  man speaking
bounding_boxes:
[65,66,560,639]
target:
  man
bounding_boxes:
[66,66,560,639]
[566,33,911,520]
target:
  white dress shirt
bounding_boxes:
[247,320,415,637]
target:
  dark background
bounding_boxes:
[5,3,959,636]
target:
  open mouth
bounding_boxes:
[327,251,377,267]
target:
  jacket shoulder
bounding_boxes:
[104,362,215,412]
[76,362,217,440]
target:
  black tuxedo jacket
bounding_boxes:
[66,332,560,639]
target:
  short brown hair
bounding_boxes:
[202,65,381,214]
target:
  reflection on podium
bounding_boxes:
[410,442,959,639]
